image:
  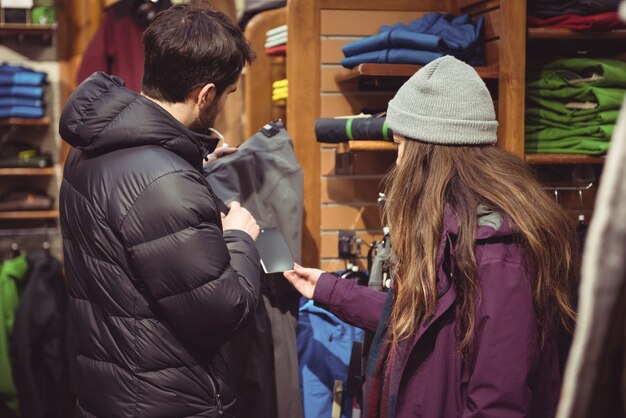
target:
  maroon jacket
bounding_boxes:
[314,206,561,417]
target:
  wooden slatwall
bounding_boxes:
[244,7,286,137]
[287,0,526,268]
[288,0,450,269]
[318,8,432,271]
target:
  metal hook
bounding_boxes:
[554,189,559,204]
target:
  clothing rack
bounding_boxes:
[541,182,594,192]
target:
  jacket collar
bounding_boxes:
[59,72,219,169]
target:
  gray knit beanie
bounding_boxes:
[386,56,498,145]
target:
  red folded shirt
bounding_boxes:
[265,45,287,56]
[527,12,626,31]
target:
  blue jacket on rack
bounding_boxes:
[341,13,484,68]
[298,298,364,418]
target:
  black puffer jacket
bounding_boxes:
[59,72,261,418]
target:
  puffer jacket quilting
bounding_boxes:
[59,72,261,418]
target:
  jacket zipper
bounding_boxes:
[206,366,223,416]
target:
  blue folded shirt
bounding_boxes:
[341,13,484,68]
[0,106,45,119]
[0,97,43,107]
[0,63,48,86]
[342,49,445,69]
[0,86,45,99]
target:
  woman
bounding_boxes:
[284,56,577,418]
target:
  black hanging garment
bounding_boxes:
[10,251,70,418]
[204,120,304,418]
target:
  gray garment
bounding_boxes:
[557,101,626,417]
[204,122,304,418]
[369,235,391,291]
[204,122,303,262]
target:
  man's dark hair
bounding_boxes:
[142,4,254,102]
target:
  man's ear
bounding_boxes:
[196,83,217,108]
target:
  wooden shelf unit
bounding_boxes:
[0,210,59,220]
[335,63,499,83]
[527,28,626,40]
[0,167,55,176]
[525,154,606,165]
[0,23,56,35]
[0,117,50,126]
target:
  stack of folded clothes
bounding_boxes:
[0,63,47,120]
[340,13,485,69]
[315,114,393,143]
[272,78,287,102]
[525,58,626,154]
[265,24,287,56]
[0,142,52,169]
[527,0,624,31]
[528,0,620,19]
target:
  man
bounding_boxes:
[59,4,260,417]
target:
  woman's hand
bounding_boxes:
[283,264,324,299]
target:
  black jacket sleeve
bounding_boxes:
[119,169,260,351]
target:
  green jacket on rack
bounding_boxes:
[0,255,28,416]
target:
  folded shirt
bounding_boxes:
[525,107,620,127]
[266,30,287,44]
[315,116,392,143]
[342,49,446,69]
[266,24,287,38]
[526,87,625,112]
[0,63,48,86]
[525,137,610,154]
[0,106,45,119]
[0,97,43,107]
[273,79,288,89]
[0,72,47,87]
[527,0,620,19]
[341,13,484,68]
[527,11,626,31]
[526,58,626,91]
[266,45,287,56]
[0,86,44,99]
[265,34,287,49]
[525,123,614,141]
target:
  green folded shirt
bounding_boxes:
[525,137,610,154]
[527,58,626,91]
[525,123,614,141]
[525,108,620,128]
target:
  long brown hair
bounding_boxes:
[383,140,578,350]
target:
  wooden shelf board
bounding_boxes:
[336,63,499,83]
[348,140,397,152]
[0,117,50,126]
[0,23,56,35]
[0,167,55,176]
[525,153,606,165]
[272,99,287,107]
[528,28,626,40]
[0,210,58,220]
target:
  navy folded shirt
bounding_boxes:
[341,13,485,69]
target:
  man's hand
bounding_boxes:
[203,145,237,166]
[283,264,324,300]
[221,201,260,241]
